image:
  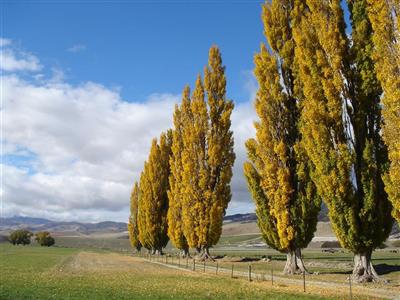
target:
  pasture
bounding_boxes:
[1,243,399,299]
[0,244,339,299]
[53,234,400,289]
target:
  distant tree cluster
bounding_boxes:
[128,46,235,259]
[8,230,33,245]
[35,231,55,247]
[8,230,55,247]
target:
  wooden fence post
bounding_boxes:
[216,262,218,275]
[248,264,252,282]
[271,268,274,286]
[193,259,196,271]
[203,260,206,272]
[231,264,234,278]
[302,271,306,292]
[349,276,353,300]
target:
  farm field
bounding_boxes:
[0,243,348,300]
[1,243,398,299]
[52,234,400,286]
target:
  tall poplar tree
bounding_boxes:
[244,0,321,275]
[181,47,235,259]
[181,75,209,255]
[167,86,190,256]
[128,182,142,252]
[294,0,393,282]
[367,0,400,223]
[204,47,236,252]
[138,131,172,254]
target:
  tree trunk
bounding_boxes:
[180,248,190,258]
[283,248,309,275]
[198,247,214,261]
[352,250,380,283]
[154,248,163,256]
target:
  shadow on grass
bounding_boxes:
[374,264,400,275]
[312,264,400,276]
[315,270,352,275]
[239,257,261,262]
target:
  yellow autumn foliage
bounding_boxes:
[367,0,400,222]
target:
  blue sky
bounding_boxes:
[1,1,351,222]
[4,1,265,102]
[2,1,271,222]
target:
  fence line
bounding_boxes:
[134,252,397,300]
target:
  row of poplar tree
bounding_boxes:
[128,0,399,284]
[128,46,235,261]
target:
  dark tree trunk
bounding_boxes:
[283,248,309,275]
[198,247,214,261]
[154,248,163,256]
[352,250,380,283]
[180,248,190,258]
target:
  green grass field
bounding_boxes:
[2,235,398,300]
[53,235,400,287]
[0,244,349,300]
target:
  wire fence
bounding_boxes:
[139,254,352,299]
[132,252,362,299]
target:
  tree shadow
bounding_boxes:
[374,264,400,275]
[317,270,352,275]
[239,257,261,262]
[316,264,400,276]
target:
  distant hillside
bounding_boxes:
[1,212,398,240]
[225,204,330,223]
[223,213,256,223]
[0,204,330,234]
[0,216,127,235]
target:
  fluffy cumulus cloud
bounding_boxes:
[0,38,12,47]
[2,39,257,222]
[1,40,42,72]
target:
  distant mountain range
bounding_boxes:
[0,202,332,235]
[0,216,127,235]
[1,211,397,239]
[0,213,260,234]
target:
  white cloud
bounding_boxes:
[2,52,258,222]
[0,38,12,47]
[229,73,257,215]
[2,74,180,221]
[67,44,86,53]
[0,44,42,72]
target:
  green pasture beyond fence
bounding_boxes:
[138,253,358,298]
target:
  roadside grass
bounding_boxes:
[0,244,345,300]
[143,247,399,292]
[174,249,400,286]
